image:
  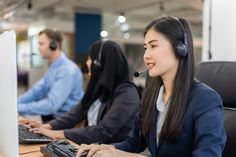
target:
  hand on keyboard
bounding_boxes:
[76,144,115,157]
[40,140,88,157]
[18,125,53,144]
[18,116,30,125]
[30,127,65,140]
[18,116,51,129]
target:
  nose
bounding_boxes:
[143,49,150,61]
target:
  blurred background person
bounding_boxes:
[18,28,84,122]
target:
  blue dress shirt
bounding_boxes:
[18,53,84,117]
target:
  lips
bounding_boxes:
[146,63,155,69]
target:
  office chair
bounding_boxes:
[195,61,236,157]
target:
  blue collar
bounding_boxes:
[49,53,66,69]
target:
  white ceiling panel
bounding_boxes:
[0,0,203,40]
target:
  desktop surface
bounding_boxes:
[20,151,44,157]
[19,139,79,157]
[19,143,45,154]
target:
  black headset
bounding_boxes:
[49,30,58,51]
[49,40,57,51]
[172,16,188,57]
[93,39,108,69]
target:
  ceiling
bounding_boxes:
[0,0,203,42]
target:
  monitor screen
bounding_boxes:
[0,31,18,157]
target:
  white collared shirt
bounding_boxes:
[156,85,169,146]
[87,99,102,126]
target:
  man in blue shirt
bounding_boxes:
[18,28,84,119]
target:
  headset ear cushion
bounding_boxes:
[49,41,57,51]
[175,41,188,57]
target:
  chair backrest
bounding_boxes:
[195,61,236,108]
[223,107,236,157]
[195,61,236,157]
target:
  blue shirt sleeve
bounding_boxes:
[18,77,47,104]
[18,70,78,115]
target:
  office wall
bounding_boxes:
[74,13,101,63]
[202,0,236,61]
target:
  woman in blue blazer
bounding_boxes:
[76,16,226,157]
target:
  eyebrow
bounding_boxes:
[144,40,159,46]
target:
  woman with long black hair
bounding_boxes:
[22,40,140,145]
[76,16,226,157]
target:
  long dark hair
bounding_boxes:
[142,16,195,143]
[81,40,130,112]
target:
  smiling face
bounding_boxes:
[143,28,179,78]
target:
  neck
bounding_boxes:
[162,78,173,104]
[48,50,62,64]
[161,65,179,104]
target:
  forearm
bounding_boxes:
[125,153,147,157]
[18,79,46,104]
[18,99,58,115]
[42,123,52,129]
[54,130,66,139]
[49,104,84,130]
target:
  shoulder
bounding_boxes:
[188,81,223,117]
[115,82,140,94]
[190,81,222,104]
[58,59,81,76]
[113,82,141,99]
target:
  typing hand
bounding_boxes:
[77,144,147,157]
[76,144,114,157]
[76,144,90,157]
[18,116,30,125]
[29,127,65,139]
[18,116,43,129]
[25,119,51,130]
[91,148,146,157]
[27,119,42,128]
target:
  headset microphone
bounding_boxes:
[133,68,148,77]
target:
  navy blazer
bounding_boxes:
[114,82,226,157]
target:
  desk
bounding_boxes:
[19,140,78,157]
[19,143,45,154]
[19,144,45,156]
[20,151,44,157]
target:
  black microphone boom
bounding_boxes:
[133,68,148,77]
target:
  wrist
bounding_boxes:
[56,130,65,139]
[43,124,52,129]
[127,152,147,157]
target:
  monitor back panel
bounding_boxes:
[0,31,18,157]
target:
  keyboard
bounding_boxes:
[18,125,53,144]
[40,140,88,157]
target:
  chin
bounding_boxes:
[148,72,159,77]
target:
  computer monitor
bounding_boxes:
[0,31,18,157]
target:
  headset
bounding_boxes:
[172,16,188,57]
[49,40,57,51]
[48,30,59,51]
[93,39,108,69]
